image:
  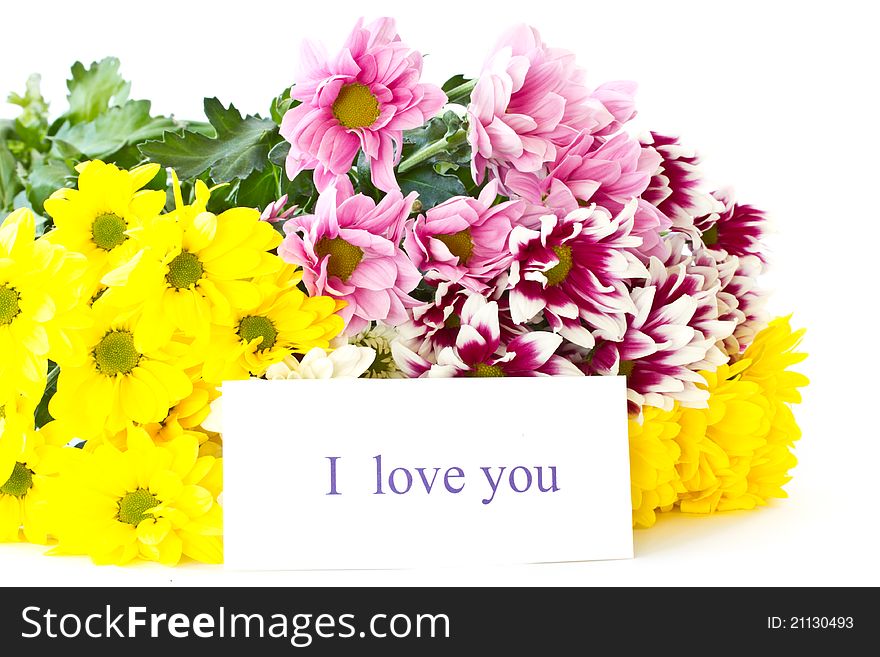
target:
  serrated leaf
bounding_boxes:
[398,165,466,209]
[65,58,131,124]
[139,97,277,182]
[53,100,176,159]
[27,159,74,215]
[0,143,22,211]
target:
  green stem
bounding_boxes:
[398,138,453,174]
[444,79,477,104]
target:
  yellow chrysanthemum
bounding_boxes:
[43,160,166,293]
[0,209,91,400]
[100,174,283,352]
[203,267,345,382]
[628,405,686,528]
[675,361,773,514]
[49,305,193,438]
[49,428,222,566]
[740,315,809,405]
[630,317,808,527]
[141,379,221,445]
[0,427,71,544]
[674,317,808,515]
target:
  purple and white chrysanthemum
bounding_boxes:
[395,281,524,360]
[506,201,648,349]
[724,255,768,355]
[640,132,723,242]
[669,235,768,358]
[586,258,736,414]
[695,188,767,263]
[403,182,524,293]
[392,294,581,377]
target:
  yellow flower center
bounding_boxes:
[0,404,5,419]
[166,251,204,289]
[94,330,141,376]
[117,488,159,526]
[545,245,573,286]
[436,229,474,264]
[0,462,33,498]
[91,213,128,251]
[238,315,278,350]
[315,236,364,282]
[471,363,505,377]
[332,83,381,129]
[0,285,21,325]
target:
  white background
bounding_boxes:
[1,0,878,586]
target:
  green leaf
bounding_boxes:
[399,110,471,175]
[281,169,317,212]
[27,159,74,215]
[268,140,290,168]
[53,100,176,159]
[139,97,277,182]
[205,180,239,215]
[8,74,50,152]
[443,75,476,104]
[0,143,22,212]
[356,151,379,202]
[65,58,131,124]
[236,167,279,210]
[269,86,298,125]
[442,74,469,93]
[397,165,466,209]
[34,363,60,429]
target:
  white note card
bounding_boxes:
[222,377,633,570]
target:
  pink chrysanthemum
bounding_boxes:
[695,189,767,263]
[504,131,671,259]
[640,132,723,242]
[403,182,524,293]
[392,294,581,377]
[260,194,297,223]
[587,258,735,414]
[280,17,446,193]
[279,185,421,334]
[467,24,632,187]
[507,201,648,349]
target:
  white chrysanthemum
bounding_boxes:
[264,345,377,380]
[346,324,404,379]
[201,346,376,433]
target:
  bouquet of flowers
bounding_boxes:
[0,17,807,566]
